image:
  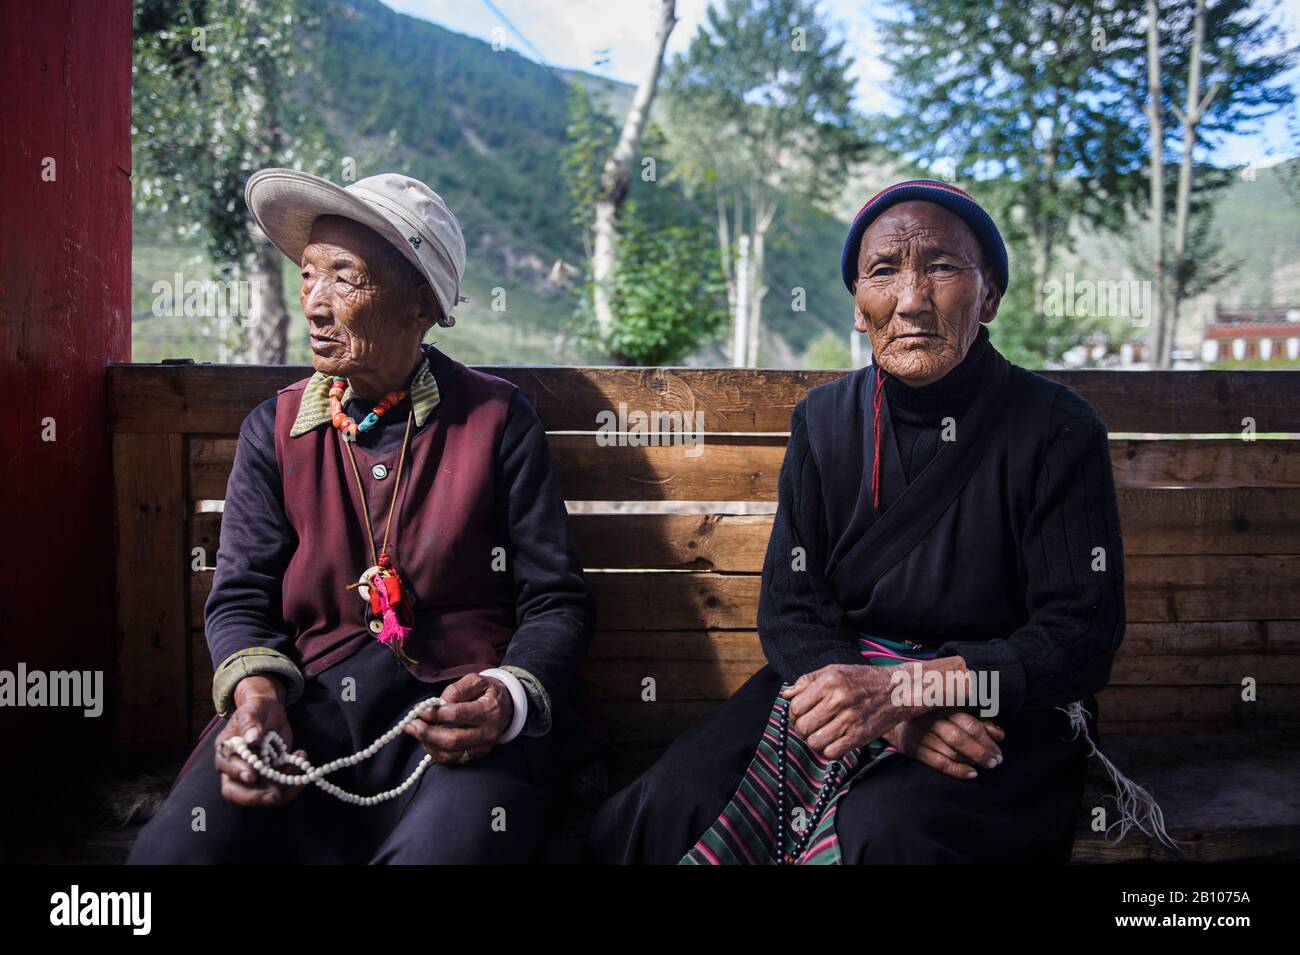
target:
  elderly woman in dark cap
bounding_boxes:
[590,180,1133,865]
[129,170,604,864]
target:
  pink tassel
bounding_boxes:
[374,575,412,647]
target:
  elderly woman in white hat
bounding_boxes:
[129,170,606,864]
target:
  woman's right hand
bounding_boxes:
[884,709,1005,780]
[213,675,306,808]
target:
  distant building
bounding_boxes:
[1061,333,1153,369]
[1202,305,1300,364]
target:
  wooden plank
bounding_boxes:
[589,630,764,661]
[588,573,761,631]
[186,433,1300,507]
[1096,685,1300,723]
[1127,555,1300,622]
[110,364,1300,435]
[188,556,1300,629]
[1109,653,1300,684]
[112,432,190,747]
[189,437,238,500]
[192,510,777,573]
[591,623,1300,659]
[594,701,722,743]
[1048,371,1300,435]
[1073,825,1300,864]
[1117,487,1300,554]
[1070,728,1300,863]
[190,490,1300,578]
[188,434,790,503]
[551,435,786,501]
[110,365,844,435]
[585,629,1300,683]
[569,490,1300,562]
[572,514,772,569]
[1121,620,1300,654]
[188,568,756,629]
[1096,720,1271,733]
[592,561,1300,628]
[189,433,788,503]
[190,629,214,703]
[108,365,298,435]
[1112,439,1300,487]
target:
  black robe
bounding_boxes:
[589,328,1126,864]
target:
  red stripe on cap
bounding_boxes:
[851,180,977,224]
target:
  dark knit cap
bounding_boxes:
[840,179,1009,295]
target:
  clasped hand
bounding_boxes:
[215,673,514,808]
[780,663,1003,780]
[402,673,513,764]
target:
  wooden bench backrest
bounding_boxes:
[108,364,1300,751]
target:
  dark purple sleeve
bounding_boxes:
[495,391,595,708]
[203,398,300,668]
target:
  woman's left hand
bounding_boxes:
[403,673,514,764]
[780,664,903,761]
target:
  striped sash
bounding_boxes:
[681,637,937,865]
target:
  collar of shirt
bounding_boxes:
[290,349,441,438]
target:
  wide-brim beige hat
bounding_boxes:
[244,168,467,319]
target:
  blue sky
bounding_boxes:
[386,0,1300,167]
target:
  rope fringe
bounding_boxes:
[1058,701,1181,853]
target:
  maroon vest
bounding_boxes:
[273,356,518,682]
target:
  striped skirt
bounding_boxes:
[680,637,936,865]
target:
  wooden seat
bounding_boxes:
[106,363,1300,863]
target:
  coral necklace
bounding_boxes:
[330,376,407,442]
[334,382,417,664]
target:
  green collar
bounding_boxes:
[290,352,441,438]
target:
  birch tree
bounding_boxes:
[1153,0,1294,366]
[134,0,327,364]
[664,0,864,367]
[1146,0,1168,367]
[592,0,678,337]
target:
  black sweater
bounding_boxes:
[757,329,1125,717]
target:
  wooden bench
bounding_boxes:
[105,363,1300,863]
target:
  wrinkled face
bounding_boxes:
[299,215,437,377]
[853,201,1000,386]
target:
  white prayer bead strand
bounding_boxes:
[220,695,445,806]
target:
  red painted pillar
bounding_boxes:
[0,1,133,817]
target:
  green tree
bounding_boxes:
[597,212,729,365]
[803,329,853,369]
[1151,0,1295,364]
[882,0,1154,362]
[664,0,866,366]
[563,84,728,365]
[133,0,329,363]
[881,0,1293,365]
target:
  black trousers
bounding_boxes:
[129,641,555,865]
[588,666,1089,864]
